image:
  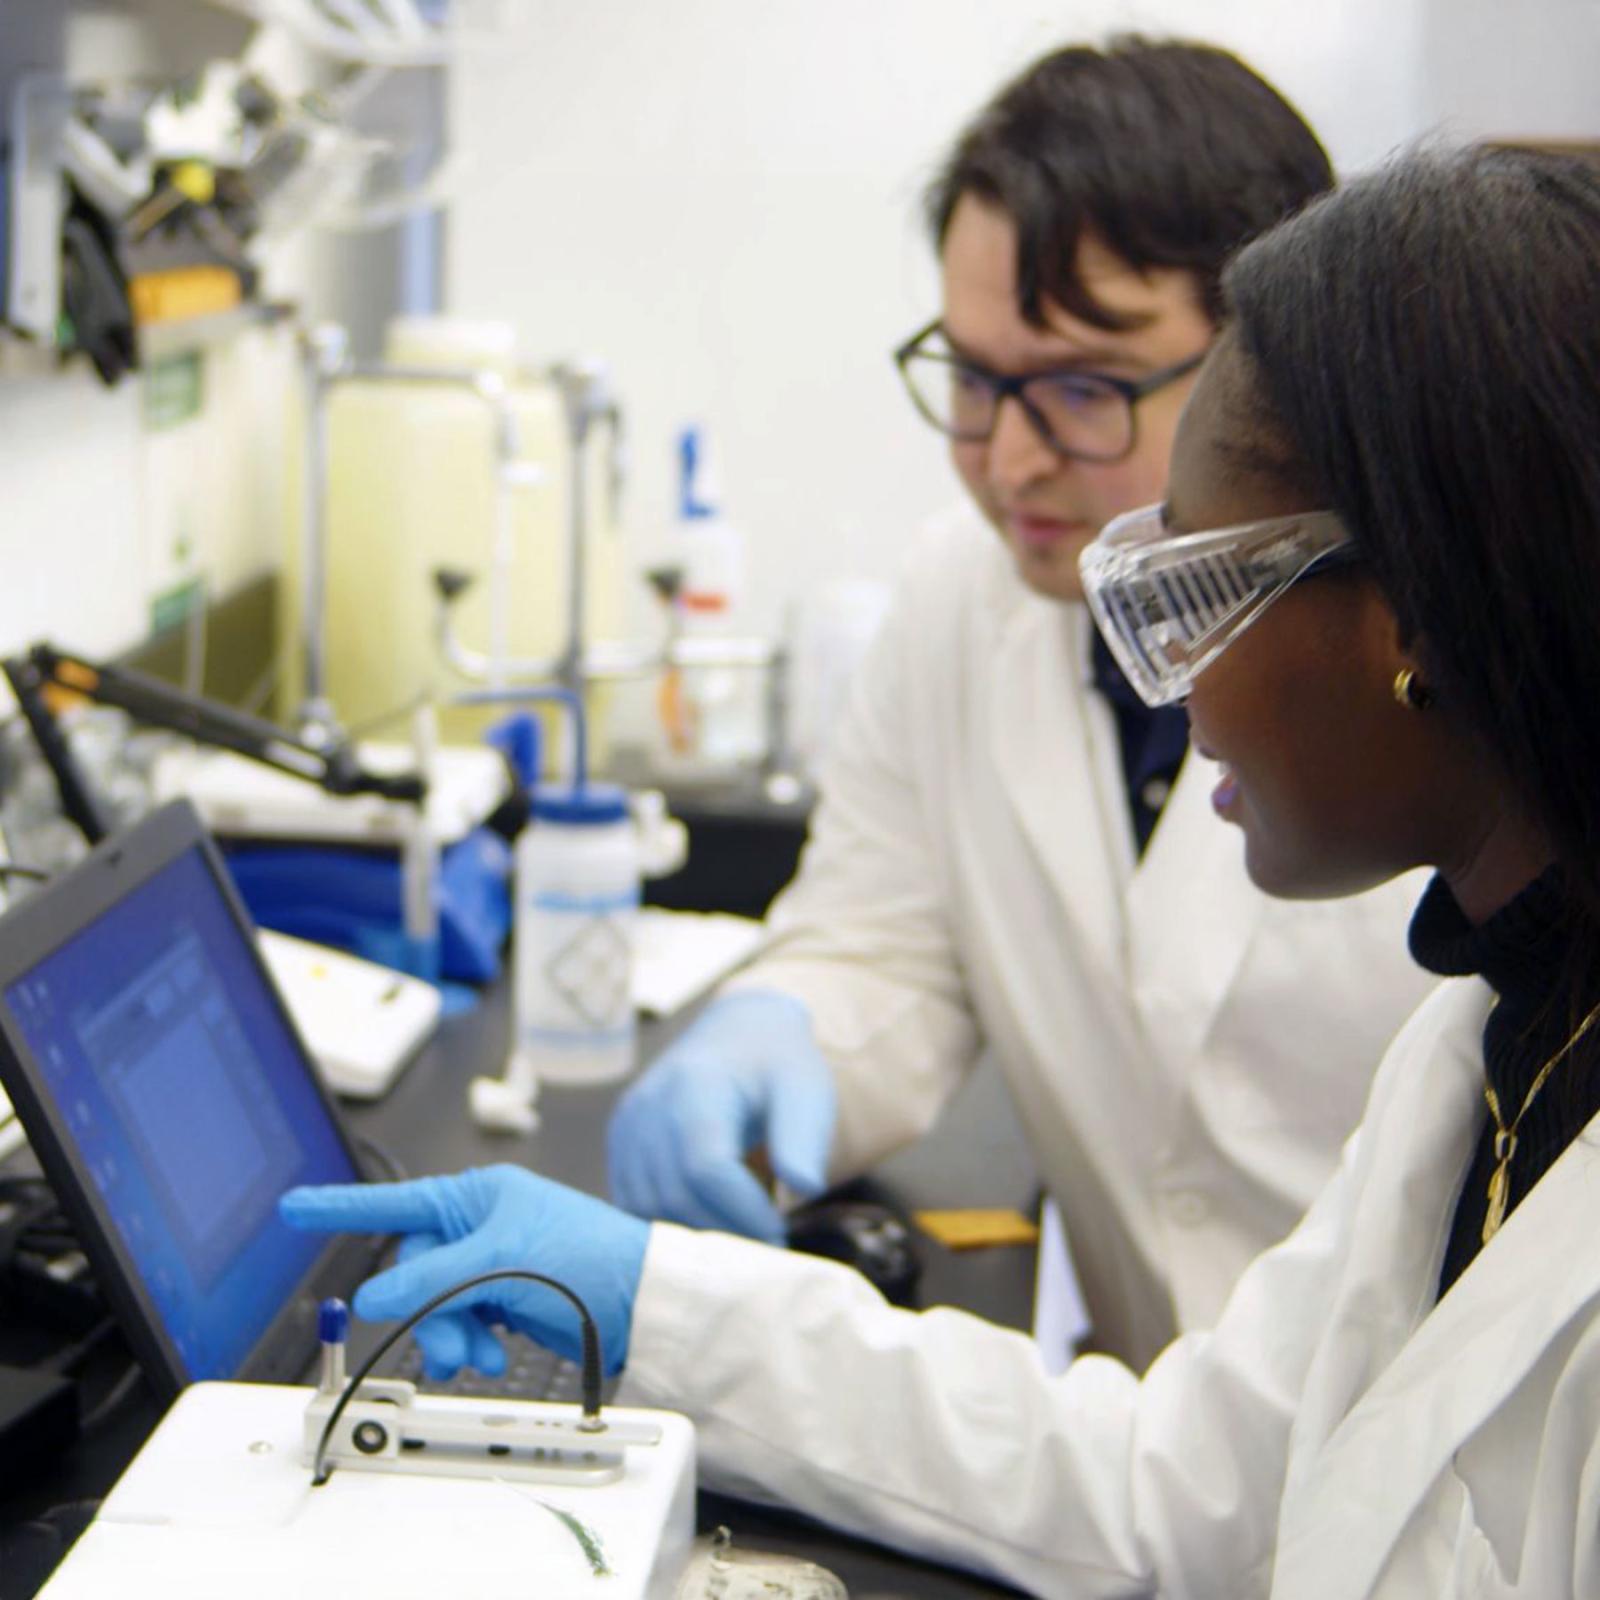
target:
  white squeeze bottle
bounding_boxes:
[471,781,639,1129]
[512,782,639,1083]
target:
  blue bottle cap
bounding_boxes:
[531,783,630,826]
[319,1297,350,1345]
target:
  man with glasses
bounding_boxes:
[608,38,1435,1370]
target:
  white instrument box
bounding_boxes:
[40,1382,697,1600]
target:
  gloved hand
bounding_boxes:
[279,1165,648,1379]
[606,989,836,1243]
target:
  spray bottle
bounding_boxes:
[666,425,758,771]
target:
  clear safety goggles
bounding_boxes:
[1079,503,1357,707]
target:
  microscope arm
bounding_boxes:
[4,642,426,846]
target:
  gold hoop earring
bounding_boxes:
[1393,668,1433,711]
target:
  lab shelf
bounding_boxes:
[136,302,292,362]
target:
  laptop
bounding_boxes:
[0,799,574,1403]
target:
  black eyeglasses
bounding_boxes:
[893,319,1207,465]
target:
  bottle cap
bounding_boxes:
[531,782,630,825]
[318,1298,350,1345]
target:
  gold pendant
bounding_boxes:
[1482,1159,1511,1245]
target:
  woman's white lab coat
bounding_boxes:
[730,509,1438,1366]
[620,975,1600,1597]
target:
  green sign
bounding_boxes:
[143,352,204,430]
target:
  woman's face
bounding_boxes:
[1167,346,1457,900]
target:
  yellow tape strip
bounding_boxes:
[912,1208,1041,1250]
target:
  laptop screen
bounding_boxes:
[2,840,359,1382]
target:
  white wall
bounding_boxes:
[0,365,146,655]
[447,0,1435,641]
[1417,0,1600,141]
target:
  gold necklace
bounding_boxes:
[1481,996,1600,1244]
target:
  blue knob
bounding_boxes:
[318,1297,350,1345]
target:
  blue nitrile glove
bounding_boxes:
[279,1165,648,1380]
[606,989,836,1243]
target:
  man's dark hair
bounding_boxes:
[925,36,1334,331]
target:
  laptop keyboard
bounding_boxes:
[390,1336,600,1404]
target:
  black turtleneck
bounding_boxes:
[1407,869,1600,1297]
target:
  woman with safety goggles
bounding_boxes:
[286,146,1600,1596]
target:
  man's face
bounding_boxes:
[940,195,1215,602]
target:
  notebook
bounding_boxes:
[0,799,573,1402]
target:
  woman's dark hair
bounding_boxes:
[1223,145,1600,936]
[925,36,1334,331]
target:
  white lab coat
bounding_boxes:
[620,975,1600,1597]
[730,508,1438,1366]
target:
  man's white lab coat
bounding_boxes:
[731,509,1438,1366]
[622,976,1600,1597]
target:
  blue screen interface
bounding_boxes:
[4,847,358,1380]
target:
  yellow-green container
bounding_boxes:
[279,319,623,756]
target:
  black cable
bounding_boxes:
[0,861,50,882]
[311,1268,606,1486]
